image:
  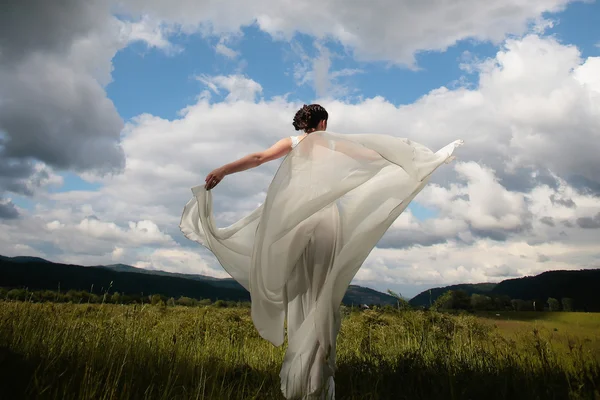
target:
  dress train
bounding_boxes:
[180,131,462,399]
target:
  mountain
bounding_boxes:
[100,264,242,288]
[409,283,497,308]
[0,256,398,306]
[409,269,600,311]
[343,285,398,306]
[0,255,52,264]
[490,269,600,311]
[0,256,250,302]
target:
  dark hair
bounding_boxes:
[292,104,328,132]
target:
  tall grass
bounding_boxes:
[0,302,598,399]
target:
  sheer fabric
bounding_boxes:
[290,135,301,148]
[180,131,462,399]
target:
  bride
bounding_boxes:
[180,104,462,399]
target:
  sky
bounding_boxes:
[1,0,600,299]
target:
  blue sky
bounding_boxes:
[61,0,596,223]
[102,2,600,123]
[3,0,600,296]
[12,0,600,220]
[105,28,493,121]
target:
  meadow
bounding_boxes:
[0,302,598,400]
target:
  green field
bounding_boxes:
[0,302,598,400]
[477,310,600,338]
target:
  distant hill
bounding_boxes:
[0,255,52,264]
[0,256,249,302]
[100,264,242,288]
[0,256,398,306]
[491,269,600,311]
[344,285,398,306]
[409,283,497,308]
[409,269,600,311]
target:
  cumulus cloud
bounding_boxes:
[577,213,600,229]
[196,75,263,102]
[540,216,555,227]
[214,34,242,59]
[0,0,181,208]
[134,248,230,277]
[354,233,598,297]
[7,33,600,289]
[0,0,113,64]
[291,41,363,98]
[0,2,125,183]
[72,218,172,245]
[379,211,469,249]
[215,43,239,59]
[0,160,63,197]
[3,1,600,292]
[0,210,175,267]
[418,162,531,239]
[119,15,179,52]
[550,194,576,208]
[484,264,521,278]
[2,0,591,207]
[119,0,580,66]
[112,247,125,261]
[0,199,19,220]
[538,254,551,262]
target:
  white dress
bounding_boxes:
[180,131,462,399]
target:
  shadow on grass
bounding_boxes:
[3,346,599,400]
[335,353,600,400]
[0,349,283,400]
[0,346,37,398]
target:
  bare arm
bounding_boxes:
[222,138,293,174]
[205,137,293,190]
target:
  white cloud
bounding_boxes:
[0,199,19,220]
[575,56,600,93]
[531,17,556,34]
[0,1,194,210]
[356,235,599,296]
[290,41,363,98]
[3,5,600,295]
[421,162,529,233]
[196,74,263,102]
[215,42,239,59]
[0,1,185,208]
[0,15,126,191]
[213,33,244,60]
[312,43,333,97]
[2,0,590,215]
[46,221,65,231]
[134,248,230,277]
[74,218,172,245]
[118,15,181,53]
[119,0,580,66]
[5,0,584,215]
[112,247,125,261]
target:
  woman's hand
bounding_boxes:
[205,167,227,190]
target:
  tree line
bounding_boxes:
[0,287,251,308]
[430,290,576,312]
[0,286,580,314]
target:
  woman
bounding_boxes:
[180,104,462,399]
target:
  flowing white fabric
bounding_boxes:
[180,131,462,399]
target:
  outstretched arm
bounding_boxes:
[205,137,293,190]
